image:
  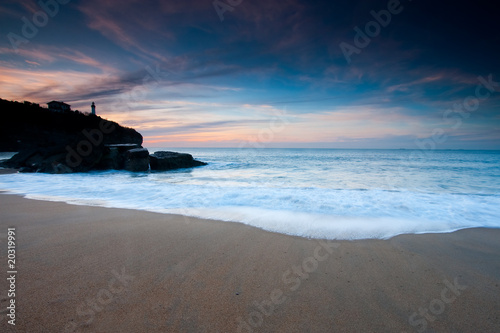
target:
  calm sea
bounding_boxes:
[1,149,499,240]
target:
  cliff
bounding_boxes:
[0,98,142,151]
[0,98,207,173]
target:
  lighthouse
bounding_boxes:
[91,102,96,115]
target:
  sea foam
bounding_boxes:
[1,149,499,240]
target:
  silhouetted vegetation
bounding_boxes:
[0,98,142,151]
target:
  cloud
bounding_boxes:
[0,46,117,73]
[24,60,40,66]
[1,0,499,148]
[77,0,178,63]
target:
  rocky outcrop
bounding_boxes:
[149,151,207,171]
[95,144,141,170]
[124,148,150,172]
[1,146,207,174]
[0,99,207,173]
[2,142,107,173]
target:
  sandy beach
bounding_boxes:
[0,193,499,332]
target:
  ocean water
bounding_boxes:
[1,149,499,240]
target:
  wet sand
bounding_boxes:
[0,193,499,332]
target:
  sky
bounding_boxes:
[0,0,499,149]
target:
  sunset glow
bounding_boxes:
[1,0,499,148]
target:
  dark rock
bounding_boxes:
[105,143,142,152]
[149,151,207,171]
[2,147,207,173]
[124,148,150,172]
[58,135,108,173]
[95,144,142,170]
[94,146,120,170]
[1,149,38,169]
[1,147,69,173]
[2,142,148,173]
[50,162,74,174]
[2,137,107,173]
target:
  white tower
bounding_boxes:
[91,102,96,115]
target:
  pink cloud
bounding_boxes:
[0,46,117,73]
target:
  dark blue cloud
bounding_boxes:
[0,0,499,148]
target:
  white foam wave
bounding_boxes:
[1,148,499,240]
[160,206,481,240]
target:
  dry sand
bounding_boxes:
[0,193,499,332]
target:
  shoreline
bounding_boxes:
[1,193,499,332]
[3,190,500,240]
[2,189,498,241]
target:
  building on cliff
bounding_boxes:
[47,101,71,113]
